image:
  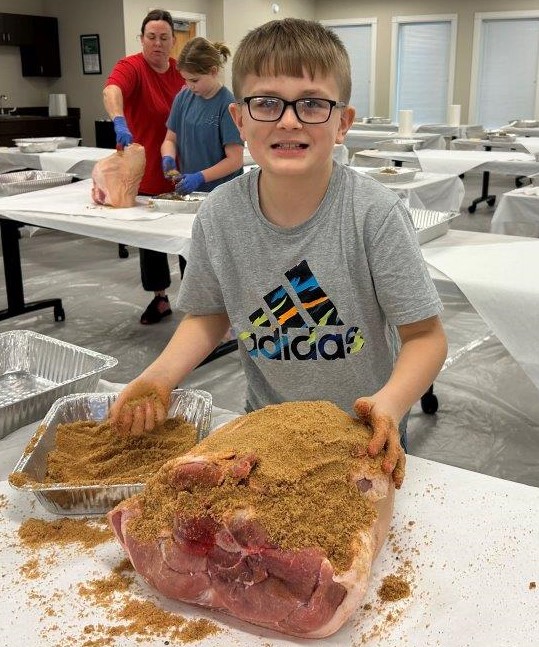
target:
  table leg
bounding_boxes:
[0,219,65,322]
[467,170,496,213]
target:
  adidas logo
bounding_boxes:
[238,260,365,361]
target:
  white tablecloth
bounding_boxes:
[0,179,195,256]
[0,146,112,178]
[491,187,539,236]
[344,129,446,153]
[351,168,464,212]
[355,149,539,177]
[422,231,539,391]
[416,123,482,138]
[1,387,537,647]
[451,136,539,156]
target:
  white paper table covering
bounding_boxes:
[423,239,539,390]
[0,179,195,256]
[1,423,537,647]
[415,149,535,175]
[0,146,112,177]
[491,188,539,236]
[0,179,170,221]
[351,168,464,212]
[345,129,446,152]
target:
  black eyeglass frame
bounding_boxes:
[241,96,347,124]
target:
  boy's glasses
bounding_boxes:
[242,96,346,124]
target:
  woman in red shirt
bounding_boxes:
[103,9,186,324]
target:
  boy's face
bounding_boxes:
[229,69,355,178]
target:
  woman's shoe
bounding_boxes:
[140,295,172,325]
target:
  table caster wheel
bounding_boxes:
[118,244,129,259]
[486,197,496,207]
[420,392,438,414]
[54,305,65,322]
[468,204,476,214]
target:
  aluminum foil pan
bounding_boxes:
[363,117,392,124]
[0,330,117,439]
[0,170,73,196]
[148,191,208,213]
[13,137,59,153]
[486,131,517,143]
[9,389,212,515]
[509,120,539,129]
[410,208,459,244]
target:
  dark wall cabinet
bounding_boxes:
[0,113,81,147]
[0,13,32,46]
[0,13,61,77]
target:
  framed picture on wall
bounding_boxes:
[80,34,102,75]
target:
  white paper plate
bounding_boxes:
[364,167,419,183]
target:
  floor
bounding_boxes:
[1,169,538,488]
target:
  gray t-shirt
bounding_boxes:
[178,163,442,416]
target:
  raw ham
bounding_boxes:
[91,143,145,207]
[108,401,395,638]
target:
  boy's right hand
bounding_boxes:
[108,378,171,436]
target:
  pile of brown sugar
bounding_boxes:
[128,400,389,574]
[42,416,198,485]
[18,516,114,549]
[378,574,411,601]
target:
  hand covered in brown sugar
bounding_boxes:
[353,397,406,488]
[108,379,171,436]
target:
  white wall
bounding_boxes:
[2,1,539,144]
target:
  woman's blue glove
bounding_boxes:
[161,156,178,179]
[112,116,133,148]
[176,172,204,195]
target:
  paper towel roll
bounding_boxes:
[48,94,67,117]
[448,104,461,127]
[398,109,413,135]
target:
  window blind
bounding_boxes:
[477,19,539,128]
[394,21,452,124]
[329,24,372,118]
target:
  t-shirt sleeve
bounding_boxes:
[177,211,226,315]
[104,59,138,100]
[365,200,443,326]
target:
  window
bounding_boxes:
[390,15,457,125]
[470,12,539,128]
[322,19,377,118]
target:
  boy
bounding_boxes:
[110,18,447,488]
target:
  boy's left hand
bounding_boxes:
[353,397,406,488]
[175,172,204,195]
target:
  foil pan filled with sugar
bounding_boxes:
[9,389,212,515]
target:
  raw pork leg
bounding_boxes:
[108,401,396,638]
[91,143,145,207]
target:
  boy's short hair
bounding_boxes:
[232,18,351,104]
